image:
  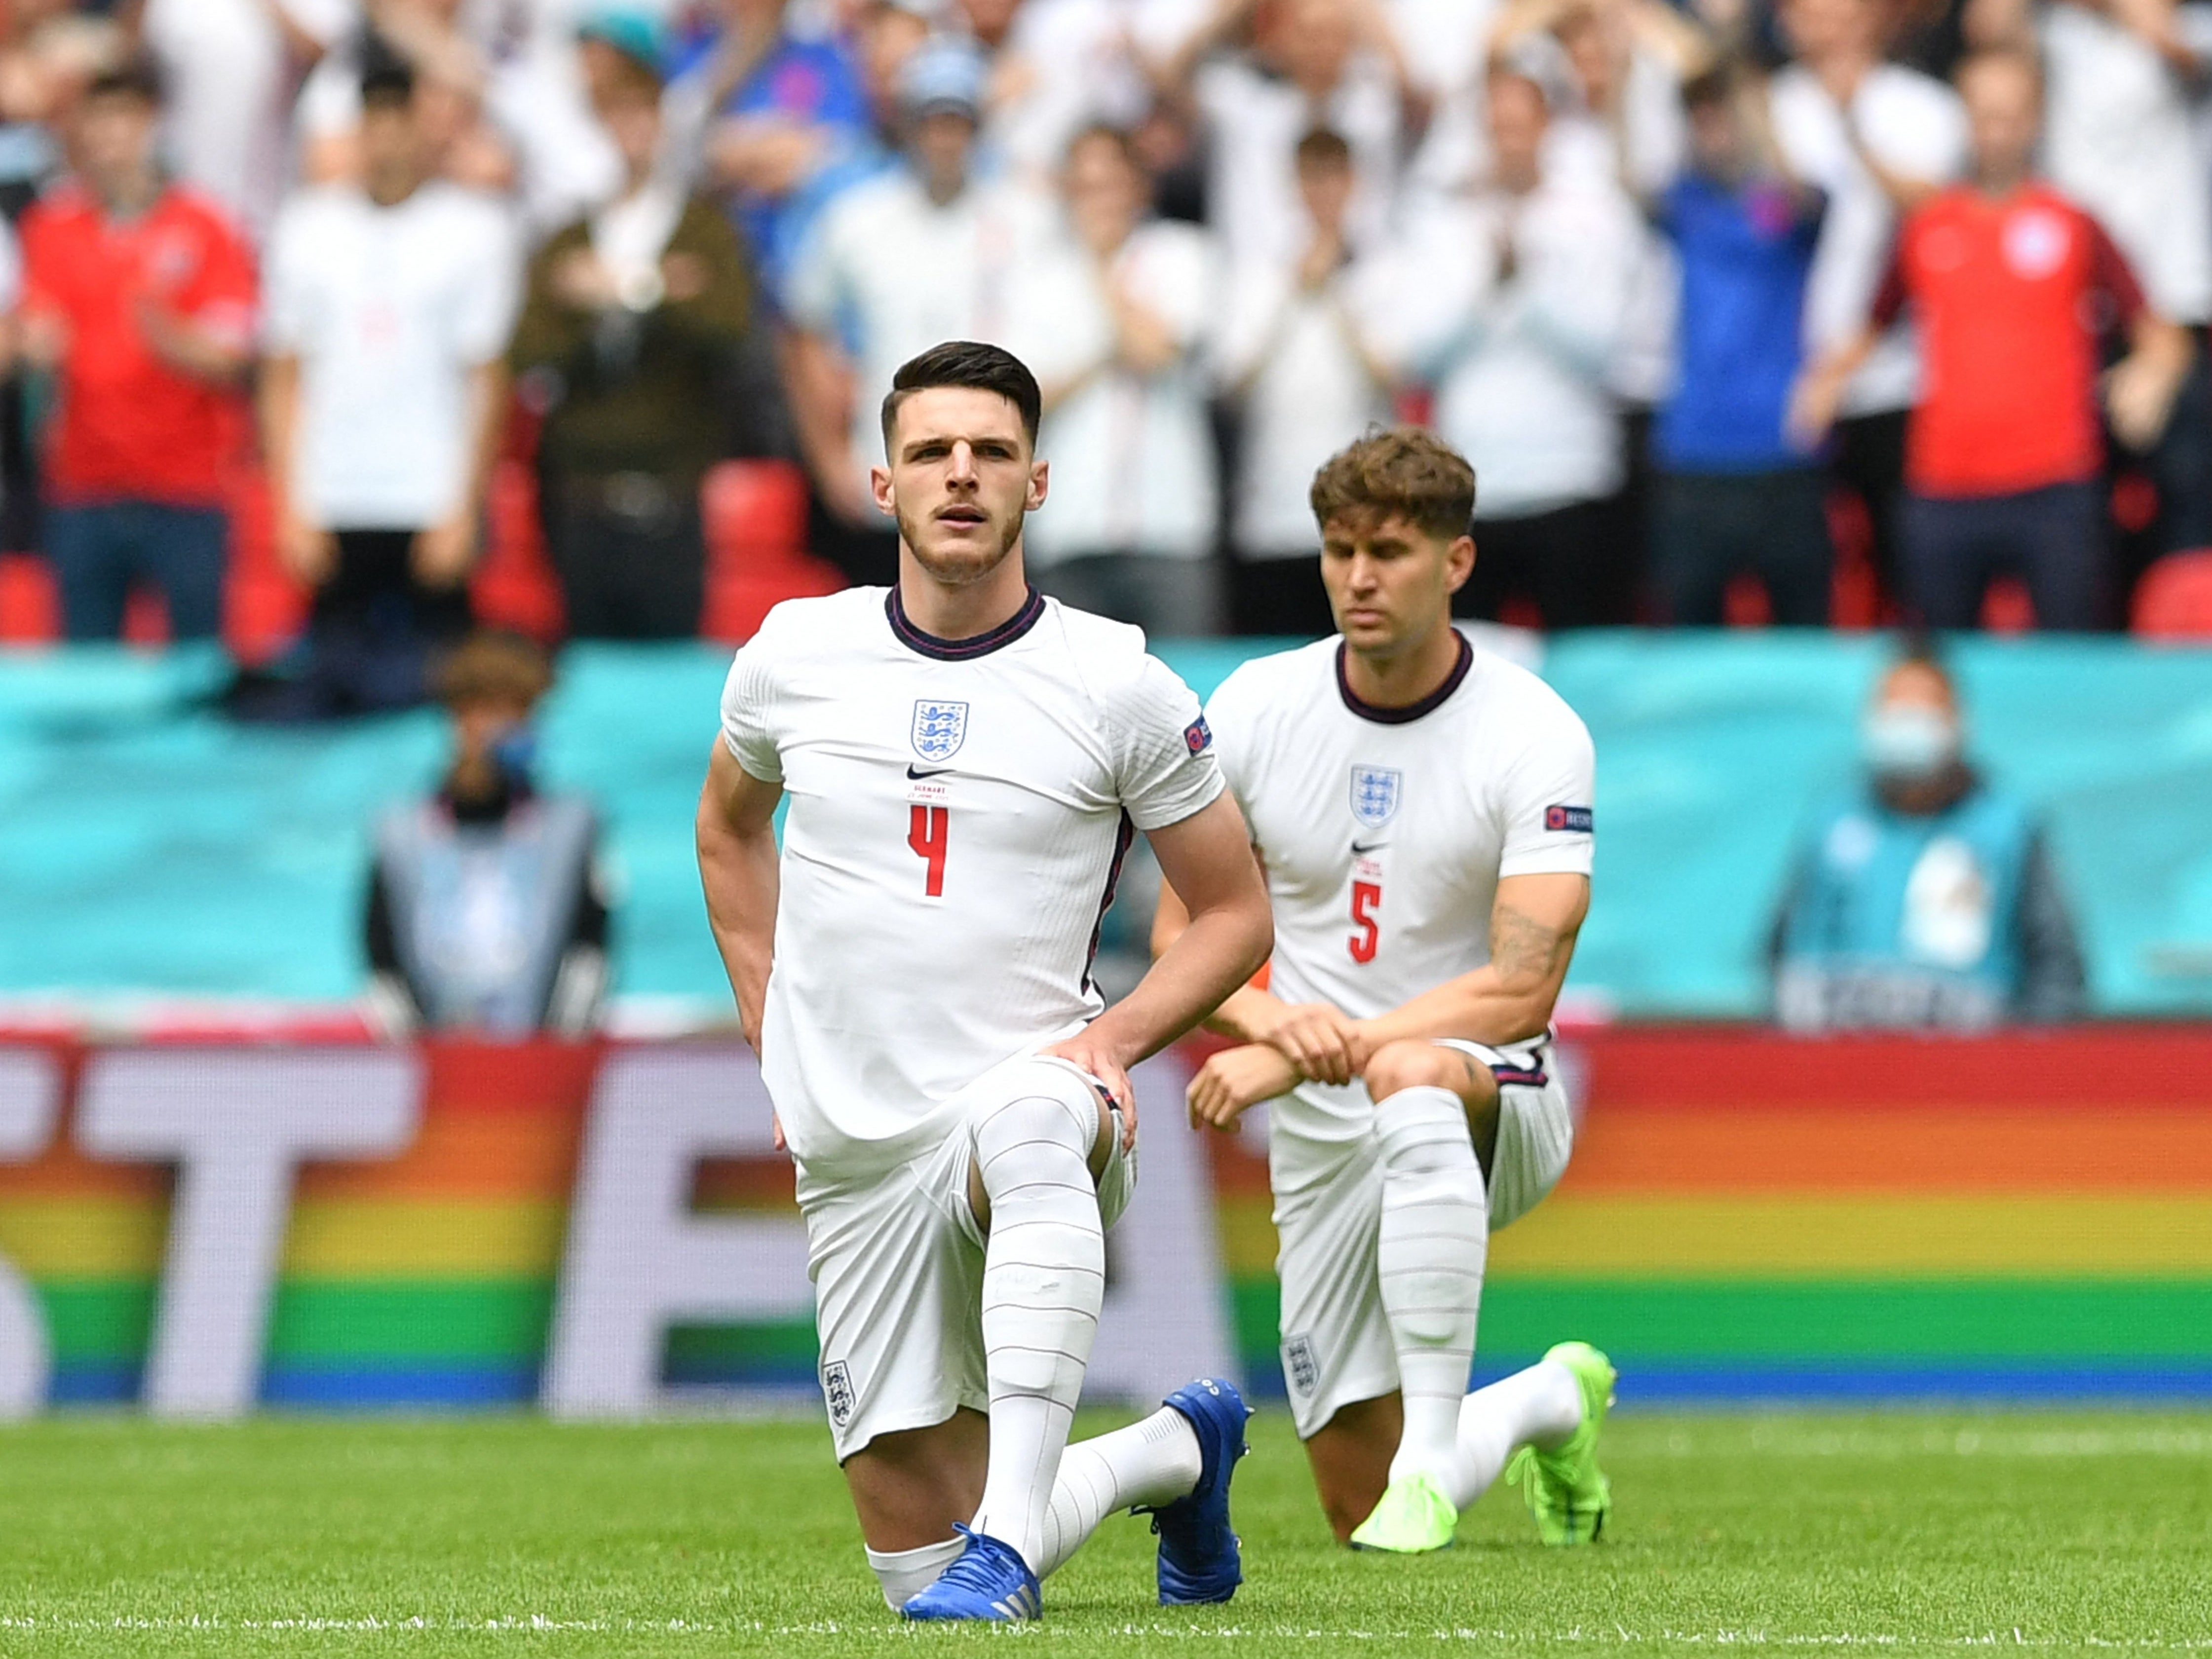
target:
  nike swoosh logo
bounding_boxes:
[1351,839,1388,854]
[907,764,953,780]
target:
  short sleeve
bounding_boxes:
[781,198,848,335]
[718,634,786,784]
[1199,661,1264,816]
[186,209,259,348]
[1115,653,1227,832]
[1494,696,1597,880]
[453,206,523,364]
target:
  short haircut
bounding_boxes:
[1065,122,1139,169]
[360,36,418,109]
[880,340,1043,451]
[86,54,164,108]
[436,630,554,711]
[1309,427,1478,540]
[1682,61,1738,113]
[1295,126,1352,171]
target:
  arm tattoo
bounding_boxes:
[1489,901,1567,988]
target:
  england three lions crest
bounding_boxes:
[911,699,969,762]
[1350,766,1401,828]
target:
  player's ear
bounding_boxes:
[1027,457,1049,512]
[870,464,895,517]
[1446,533,1476,595]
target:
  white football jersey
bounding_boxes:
[1206,634,1596,1144]
[720,585,1223,1179]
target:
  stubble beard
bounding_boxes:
[896,500,1027,587]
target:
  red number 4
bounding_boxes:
[909,805,949,897]
[1349,879,1381,963]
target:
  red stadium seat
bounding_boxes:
[700,459,844,644]
[2133,549,2212,639]
[470,458,566,642]
[0,554,58,643]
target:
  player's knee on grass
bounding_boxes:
[1366,1040,1496,1113]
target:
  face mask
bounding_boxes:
[1862,704,1959,783]
[489,722,538,786]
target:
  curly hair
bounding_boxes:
[1308,427,1478,541]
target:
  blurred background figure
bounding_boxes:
[1404,67,1640,629]
[251,56,519,717]
[510,11,751,641]
[18,55,256,643]
[1216,126,1397,639]
[1771,640,2085,1031]
[1791,47,2191,631]
[781,35,1044,587]
[1015,123,1219,636]
[1769,0,1966,614]
[365,630,610,1039]
[1649,62,1831,627]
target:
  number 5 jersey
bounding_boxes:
[1204,632,1596,1146]
[719,584,1222,1176]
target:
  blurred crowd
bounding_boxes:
[0,0,2209,669]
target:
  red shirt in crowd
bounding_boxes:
[20,184,258,508]
[1873,181,2145,500]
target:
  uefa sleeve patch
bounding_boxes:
[1183,716,1213,756]
[1545,804,1594,833]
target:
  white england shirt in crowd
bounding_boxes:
[144,0,353,240]
[1194,54,1404,270]
[1386,0,1498,97]
[1205,633,1595,1145]
[719,585,1223,1179]
[1215,253,1399,560]
[2040,0,2212,325]
[264,181,521,531]
[1010,218,1220,565]
[1770,63,1967,418]
[784,168,1052,501]
[1395,176,1642,517]
[990,0,1162,182]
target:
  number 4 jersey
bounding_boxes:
[1206,633,1596,1145]
[719,585,1223,1174]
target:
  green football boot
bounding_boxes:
[1347,1470,1458,1553]
[1504,1341,1616,1546]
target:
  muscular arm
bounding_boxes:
[1150,856,1286,1043]
[1047,791,1272,1134]
[695,741,784,1052]
[1353,871,1590,1050]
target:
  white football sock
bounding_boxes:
[865,1536,966,1610]
[966,1065,1108,1573]
[1373,1084,1488,1490]
[1444,1356,1586,1512]
[1034,1404,1203,1579]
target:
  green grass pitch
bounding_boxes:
[0,1409,2206,1655]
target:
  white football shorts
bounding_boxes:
[1270,1036,1573,1440]
[801,1054,1136,1461]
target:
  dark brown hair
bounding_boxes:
[881,340,1043,450]
[1309,427,1478,541]
[436,631,554,712]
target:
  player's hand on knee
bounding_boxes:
[1040,1031,1138,1149]
[1187,1043,1300,1131]
[1262,1002,1363,1087]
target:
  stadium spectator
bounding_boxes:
[1400,68,1641,629]
[365,630,610,1039]
[668,0,871,294]
[1169,0,1419,270]
[1650,64,1833,626]
[1216,126,1398,638]
[137,0,351,241]
[965,0,1171,186]
[781,36,1047,586]
[1770,640,2085,1030]
[510,14,752,641]
[1770,0,1967,605]
[254,56,519,717]
[18,56,257,644]
[1790,47,2191,630]
[1012,123,1220,635]
[1965,0,2212,556]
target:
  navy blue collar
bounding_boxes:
[886,584,1046,661]
[1335,632,1474,724]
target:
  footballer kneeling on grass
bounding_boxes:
[1155,428,1615,1555]
[697,342,1274,1621]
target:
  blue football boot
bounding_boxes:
[898,1525,1041,1622]
[1143,1376,1251,1605]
